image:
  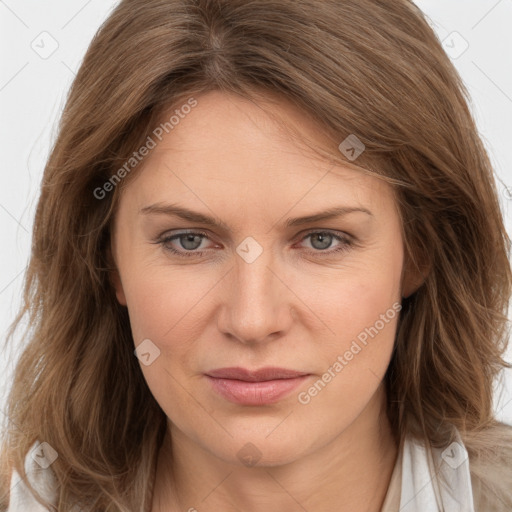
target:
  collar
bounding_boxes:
[382,429,475,511]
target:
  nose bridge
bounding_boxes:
[219,238,291,343]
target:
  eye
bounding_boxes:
[157,230,213,258]
[155,229,353,258]
[296,230,353,256]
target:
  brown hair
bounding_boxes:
[1,0,511,510]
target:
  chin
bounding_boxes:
[206,429,315,468]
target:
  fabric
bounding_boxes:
[380,428,475,511]
[6,441,58,511]
[380,436,403,511]
[7,432,475,511]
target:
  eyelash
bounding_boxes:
[155,230,353,258]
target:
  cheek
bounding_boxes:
[306,279,399,389]
[122,265,217,358]
[296,250,402,349]
[122,268,213,418]
[294,274,400,427]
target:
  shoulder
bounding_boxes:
[6,441,57,512]
[466,422,512,512]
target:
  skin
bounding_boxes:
[110,90,422,512]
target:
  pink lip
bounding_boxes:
[205,367,310,405]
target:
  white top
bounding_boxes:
[6,441,59,512]
[381,429,475,511]
[7,431,474,511]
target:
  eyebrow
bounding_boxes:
[139,202,373,229]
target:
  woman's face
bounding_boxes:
[111,90,412,466]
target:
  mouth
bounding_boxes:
[204,367,311,406]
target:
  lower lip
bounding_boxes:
[205,375,310,405]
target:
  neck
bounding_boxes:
[152,383,398,512]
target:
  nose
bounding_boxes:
[216,245,295,345]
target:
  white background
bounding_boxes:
[1,0,511,426]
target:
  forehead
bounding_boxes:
[117,90,396,220]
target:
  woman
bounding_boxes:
[1,0,511,511]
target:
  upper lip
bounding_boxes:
[206,367,309,382]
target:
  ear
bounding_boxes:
[401,249,431,299]
[106,240,127,306]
